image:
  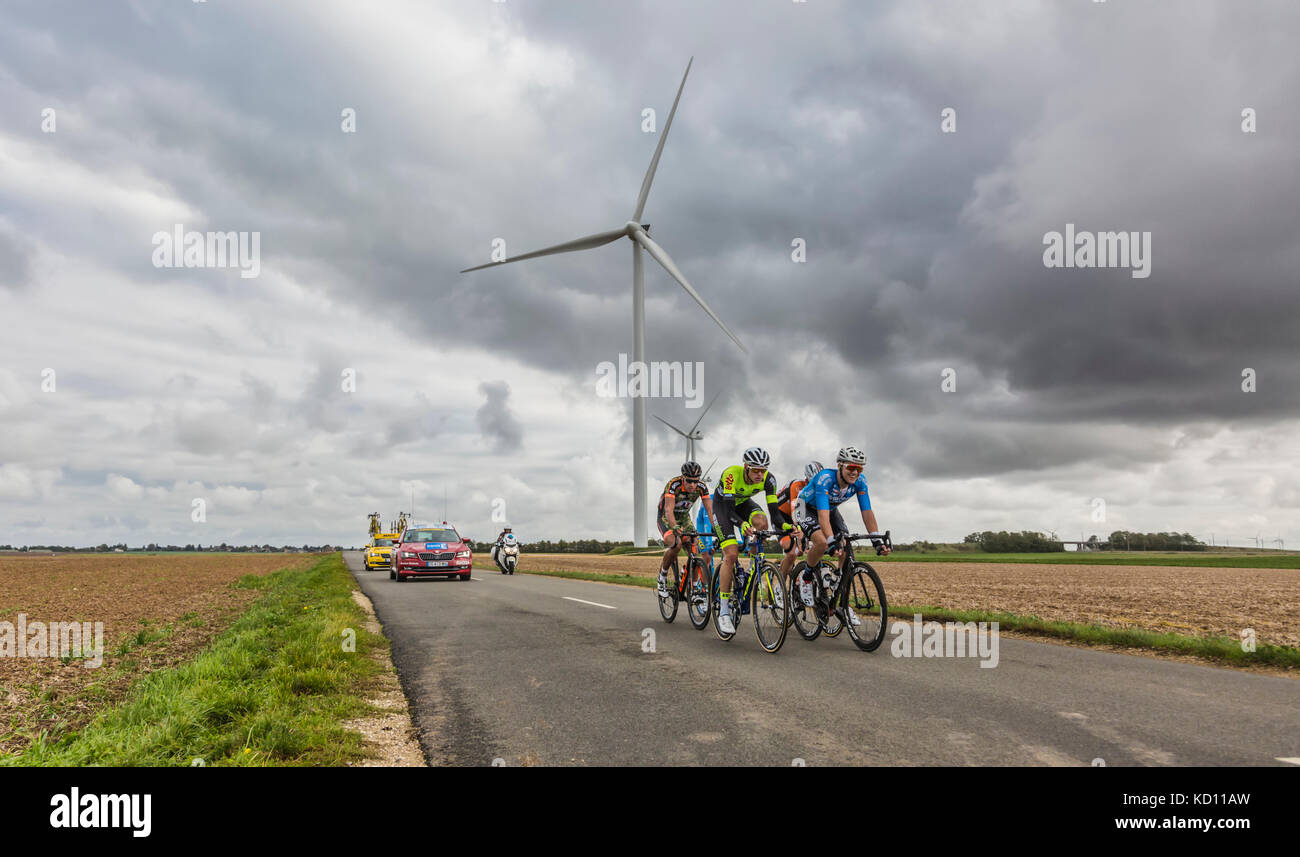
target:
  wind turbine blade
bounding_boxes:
[701,456,718,482]
[653,414,690,438]
[632,57,693,222]
[632,230,747,353]
[688,391,719,435]
[460,228,625,273]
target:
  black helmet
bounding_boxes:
[681,461,702,478]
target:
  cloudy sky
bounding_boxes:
[1,0,1296,548]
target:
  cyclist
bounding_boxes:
[712,447,789,635]
[694,496,717,563]
[776,461,823,606]
[795,446,890,623]
[657,461,718,599]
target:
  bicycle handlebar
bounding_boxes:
[837,530,892,555]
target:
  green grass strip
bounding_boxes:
[480,562,1298,670]
[886,604,1300,669]
[4,553,388,767]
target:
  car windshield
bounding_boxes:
[372,539,393,547]
[403,529,459,543]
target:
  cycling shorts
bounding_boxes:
[794,497,847,541]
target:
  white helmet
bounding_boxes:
[836,446,867,466]
[742,447,770,468]
[804,461,824,481]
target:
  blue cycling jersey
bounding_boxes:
[797,468,871,512]
[694,503,716,551]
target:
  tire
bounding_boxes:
[658,559,680,623]
[820,563,845,638]
[709,570,735,641]
[459,573,470,581]
[389,568,396,580]
[789,562,822,642]
[686,557,710,630]
[751,562,789,653]
[842,563,888,652]
[395,573,404,582]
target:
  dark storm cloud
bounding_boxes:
[475,380,523,452]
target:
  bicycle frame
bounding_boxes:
[715,530,775,616]
[826,532,890,613]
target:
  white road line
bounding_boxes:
[562,596,616,610]
[1277,757,1300,765]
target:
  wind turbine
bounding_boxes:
[460,58,744,546]
[654,392,719,462]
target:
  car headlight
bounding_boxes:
[456,550,471,558]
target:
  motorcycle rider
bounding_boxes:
[492,527,515,570]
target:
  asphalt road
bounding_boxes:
[343,552,1300,767]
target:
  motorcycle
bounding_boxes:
[492,534,519,574]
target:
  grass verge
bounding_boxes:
[4,553,387,766]
[483,563,1299,671]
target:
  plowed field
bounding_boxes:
[0,553,318,753]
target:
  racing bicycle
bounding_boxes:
[708,528,789,653]
[790,531,890,651]
[657,528,712,631]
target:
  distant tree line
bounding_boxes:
[960,530,1207,552]
[1100,531,1206,551]
[963,531,1066,552]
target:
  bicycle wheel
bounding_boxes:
[751,562,789,653]
[711,567,737,641]
[789,562,822,642]
[686,557,710,630]
[841,563,888,652]
[658,559,680,623]
[820,563,844,637]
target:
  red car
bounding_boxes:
[390,523,473,581]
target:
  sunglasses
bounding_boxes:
[841,464,863,473]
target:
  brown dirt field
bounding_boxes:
[515,554,1300,650]
[0,553,318,753]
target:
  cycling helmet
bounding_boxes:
[836,446,867,466]
[804,461,824,481]
[681,461,702,478]
[742,447,770,468]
